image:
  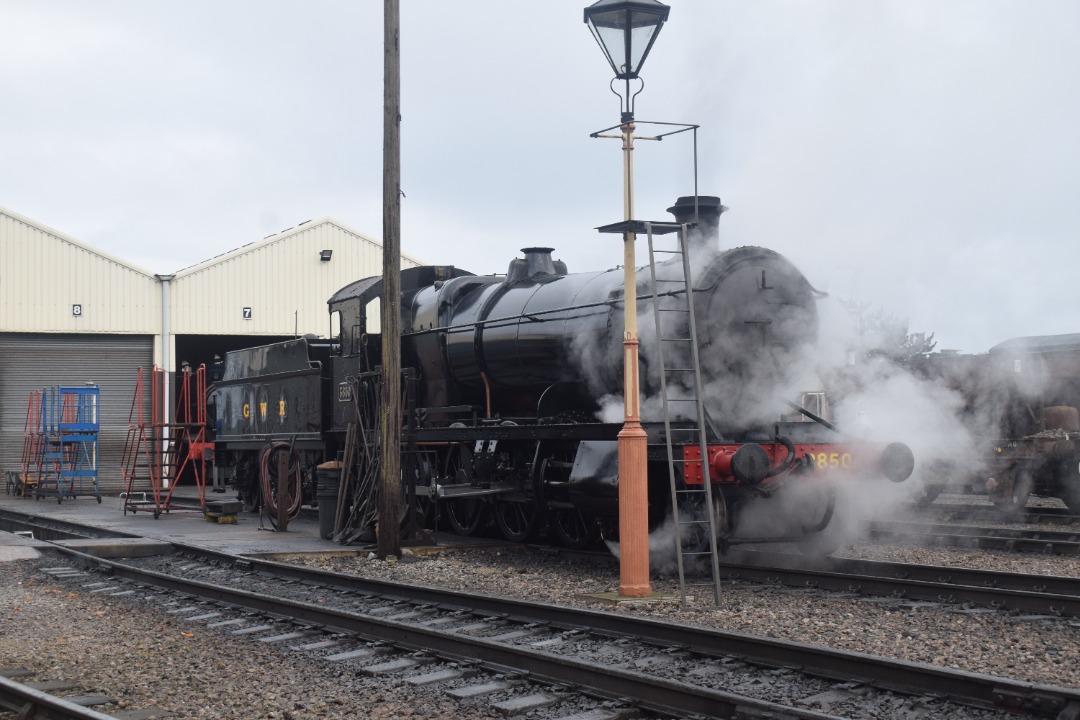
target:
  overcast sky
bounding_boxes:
[1,1,1077,354]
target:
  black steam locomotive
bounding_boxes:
[213,196,913,549]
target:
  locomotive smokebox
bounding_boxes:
[667,195,726,249]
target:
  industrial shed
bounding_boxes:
[168,218,422,372]
[0,207,421,494]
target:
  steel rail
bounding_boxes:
[0,508,137,541]
[874,520,1080,542]
[527,545,1080,615]
[727,548,1080,599]
[870,520,1080,554]
[0,675,117,720]
[710,551,1075,618]
[536,544,1080,602]
[50,541,1080,718]
[6,503,1078,614]
[51,547,841,720]
[915,504,1079,524]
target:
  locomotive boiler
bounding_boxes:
[214,196,914,550]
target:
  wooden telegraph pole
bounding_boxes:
[378,0,403,558]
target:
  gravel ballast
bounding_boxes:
[2,533,1078,719]
[291,540,1080,689]
[0,557,504,720]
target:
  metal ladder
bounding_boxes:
[32,386,101,503]
[644,221,723,607]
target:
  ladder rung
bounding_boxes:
[665,368,696,373]
[652,248,684,254]
[658,308,689,313]
[661,337,692,342]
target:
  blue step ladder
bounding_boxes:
[36,385,101,504]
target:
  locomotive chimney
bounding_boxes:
[666,196,726,249]
[522,247,557,277]
[506,247,568,285]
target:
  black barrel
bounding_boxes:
[316,462,342,540]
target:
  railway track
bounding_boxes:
[6,505,1080,620]
[720,548,1080,617]
[535,544,1080,619]
[0,670,121,720]
[869,520,1080,555]
[24,536,1079,720]
[0,509,137,542]
[915,504,1080,526]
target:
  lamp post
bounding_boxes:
[584,0,670,598]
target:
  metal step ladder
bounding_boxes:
[644,220,723,607]
[56,386,101,503]
[33,386,100,504]
[121,365,209,517]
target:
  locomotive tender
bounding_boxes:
[214,196,914,550]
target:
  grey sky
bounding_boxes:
[1,1,1077,354]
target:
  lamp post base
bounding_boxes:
[617,420,651,597]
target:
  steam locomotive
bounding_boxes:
[213,196,914,550]
[918,336,1080,513]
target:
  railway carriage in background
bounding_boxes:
[213,196,914,551]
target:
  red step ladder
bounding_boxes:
[122,365,209,517]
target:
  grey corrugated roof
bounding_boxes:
[989,333,1080,354]
[0,205,156,277]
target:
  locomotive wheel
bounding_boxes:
[549,507,599,549]
[442,446,488,537]
[494,500,543,542]
[1064,487,1080,514]
[994,467,1032,514]
[676,494,727,555]
[913,483,943,508]
[446,498,488,537]
[494,443,544,542]
[794,484,845,558]
[1060,461,1080,513]
[795,528,844,558]
[260,443,303,530]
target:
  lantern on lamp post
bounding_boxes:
[584,0,670,122]
[584,0,670,598]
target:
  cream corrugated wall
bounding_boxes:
[0,211,160,333]
[171,219,420,337]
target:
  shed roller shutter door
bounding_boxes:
[0,333,153,495]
